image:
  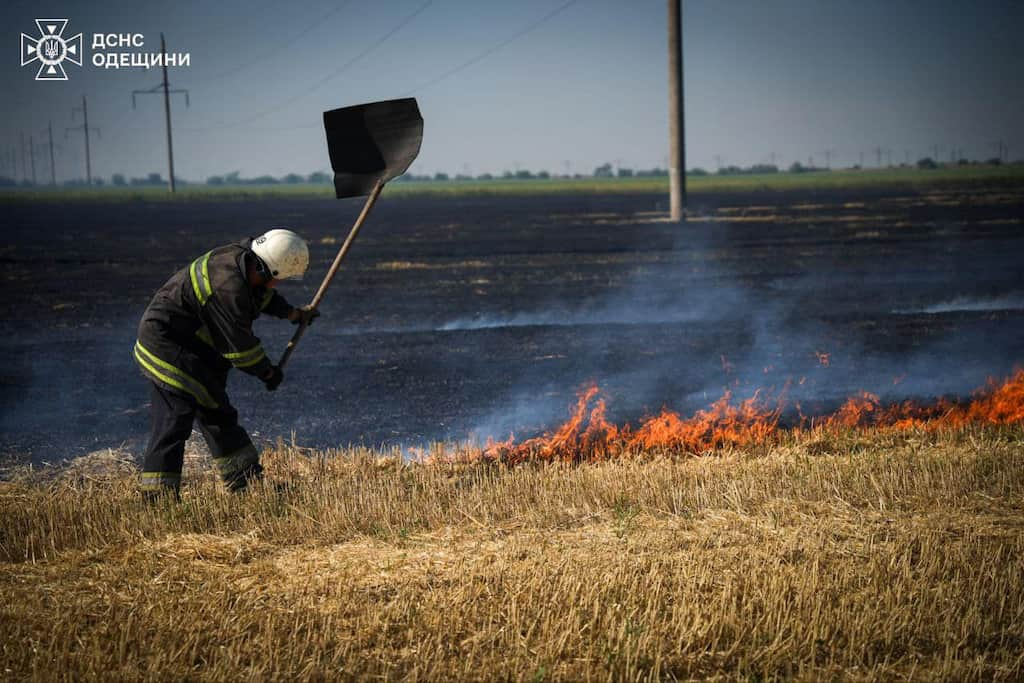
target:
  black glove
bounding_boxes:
[291,305,321,327]
[262,365,284,392]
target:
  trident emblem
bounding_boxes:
[21,19,83,81]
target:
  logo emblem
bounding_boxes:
[21,19,82,81]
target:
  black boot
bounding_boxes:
[225,461,264,493]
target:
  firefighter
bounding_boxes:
[133,228,319,500]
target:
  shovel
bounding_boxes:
[278,97,424,369]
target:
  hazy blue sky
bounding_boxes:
[2,0,1022,182]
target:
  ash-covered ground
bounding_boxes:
[1,185,1022,462]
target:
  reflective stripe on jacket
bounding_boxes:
[134,239,293,403]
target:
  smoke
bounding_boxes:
[0,317,151,462]
[893,294,1024,315]
[451,221,1024,443]
[4,196,1021,462]
[437,277,744,331]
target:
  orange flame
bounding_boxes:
[474,369,1024,464]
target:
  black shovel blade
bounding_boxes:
[323,98,424,198]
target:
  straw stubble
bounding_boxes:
[1,426,1022,680]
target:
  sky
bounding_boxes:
[1,0,1022,182]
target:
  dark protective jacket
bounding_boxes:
[134,239,293,408]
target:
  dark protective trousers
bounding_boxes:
[141,382,262,496]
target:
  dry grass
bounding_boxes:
[2,426,1023,681]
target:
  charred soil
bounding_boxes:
[1,184,1022,460]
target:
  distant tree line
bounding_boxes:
[0,173,181,188]
[0,157,1019,189]
[204,170,332,185]
[110,172,190,187]
[191,157,1018,185]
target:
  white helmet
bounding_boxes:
[251,228,309,280]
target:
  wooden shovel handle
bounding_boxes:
[278,179,385,370]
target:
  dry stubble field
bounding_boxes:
[2,426,1023,681]
[3,179,1023,679]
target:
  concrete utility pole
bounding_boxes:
[29,135,37,185]
[994,140,1006,163]
[20,132,27,182]
[132,33,190,193]
[161,34,176,192]
[46,122,57,186]
[68,95,95,185]
[668,0,686,221]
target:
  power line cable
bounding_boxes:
[186,0,579,133]
[404,0,582,94]
[174,0,281,44]
[93,61,180,153]
[84,0,320,149]
[191,0,352,85]
[180,0,432,132]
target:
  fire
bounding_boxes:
[475,370,1024,464]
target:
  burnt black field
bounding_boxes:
[2,185,1022,462]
